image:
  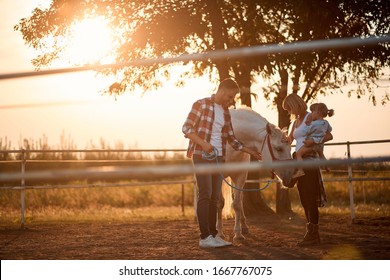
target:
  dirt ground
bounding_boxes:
[1,213,389,260]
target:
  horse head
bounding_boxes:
[228,107,295,187]
[261,123,295,187]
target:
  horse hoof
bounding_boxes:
[233,234,246,242]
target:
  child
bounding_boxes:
[293,103,334,178]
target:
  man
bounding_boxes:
[182,78,261,248]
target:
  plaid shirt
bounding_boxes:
[182,94,243,160]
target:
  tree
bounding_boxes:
[14,0,281,215]
[15,0,389,215]
[251,0,389,213]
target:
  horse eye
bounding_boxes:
[274,146,283,152]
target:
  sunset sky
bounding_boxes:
[1,0,389,158]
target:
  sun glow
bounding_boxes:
[62,17,115,65]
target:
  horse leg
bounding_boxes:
[216,190,225,238]
[232,189,245,241]
[231,172,249,241]
[240,206,249,234]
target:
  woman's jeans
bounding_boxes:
[193,155,224,239]
[293,152,322,224]
[297,167,320,224]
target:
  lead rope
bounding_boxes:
[202,147,273,192]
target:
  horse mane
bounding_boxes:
[230,106,286,139]
[229,106,269,133]
[231,105,268,120]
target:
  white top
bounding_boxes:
[302,119,332,144]
[293,112,310,152]
[210,103,224,156]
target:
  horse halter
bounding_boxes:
[258,131,283,182]
[259,132,278,161]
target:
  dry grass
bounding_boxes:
[0,168,389,225]
[0,206,195,226]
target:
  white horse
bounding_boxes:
[216,107,295,241]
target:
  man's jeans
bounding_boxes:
[193,155,224,239]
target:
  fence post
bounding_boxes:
[347,142,355,221]
[20,149,26,229]
[181,184,185,216]
[193,176,198,220]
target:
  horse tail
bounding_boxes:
[221,177,234,219]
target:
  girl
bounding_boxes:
[293,103,334,178]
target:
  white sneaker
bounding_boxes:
[199,235,225,248]
[214,235,232,246]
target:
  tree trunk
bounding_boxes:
[237,71,274,216]
[206,0,230,79]
[274,68,293,214]
[243,156,274,216]
[238,74,252,108]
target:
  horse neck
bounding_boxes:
[236,122,268,152]
[231,108,269,151]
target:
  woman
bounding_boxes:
[282,94,333,246]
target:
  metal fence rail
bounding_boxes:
[1,139,389,228]
[1,35,389,80]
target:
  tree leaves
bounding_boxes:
[14,0,389,105]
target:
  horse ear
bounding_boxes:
[266,123,273,134]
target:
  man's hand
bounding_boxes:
[201,142,215,154]
[251,150,262,161]
[242,147,262,160]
